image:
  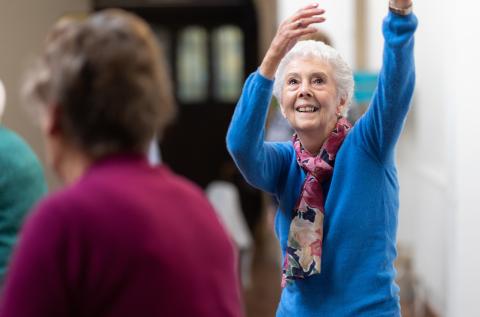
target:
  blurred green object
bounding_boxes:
[354,71,379,104]
[0,80,5,119]
[0,126,47,284]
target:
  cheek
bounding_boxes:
[44,135,66,177]
[321,91,340,109]
[281,90,296,107]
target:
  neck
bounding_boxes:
[56,148,92,185]
[297,120,337,156]
[297,133,325,156]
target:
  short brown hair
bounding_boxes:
[24,9,176,159]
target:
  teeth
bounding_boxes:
[297,106,317,113]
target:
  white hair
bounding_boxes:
[272,40,354,117]
[0,79,5,121]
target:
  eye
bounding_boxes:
[312,77,325,85]
[287,78,299,85]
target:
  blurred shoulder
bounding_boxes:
[0,126,43,172]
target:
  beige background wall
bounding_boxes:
[253,0,277,58]
[0,0,90,190]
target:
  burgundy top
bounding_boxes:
[0,154,243,317]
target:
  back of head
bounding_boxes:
[24,9,176,160]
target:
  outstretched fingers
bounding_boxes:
[289,7,326,24]
[288,16,326,30]
[286,26,318,39]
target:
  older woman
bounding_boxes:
[227,1,417,316]
[0,10,242,317]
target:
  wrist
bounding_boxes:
[259,53,280,80]
[389,0,413,15]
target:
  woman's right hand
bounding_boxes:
[259,3,326,79]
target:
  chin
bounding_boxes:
[294,122,325,133]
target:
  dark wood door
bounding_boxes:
[94,0,263,231]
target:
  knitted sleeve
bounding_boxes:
[354,11,418,164]
[226,71,289,194]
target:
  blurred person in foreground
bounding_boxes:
[227,1,417,316]
[0,10,242,317]
[0,80,47,285]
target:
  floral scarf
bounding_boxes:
[282,117,352,287]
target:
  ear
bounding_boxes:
[43,104,63,137]
[336,97,347,116]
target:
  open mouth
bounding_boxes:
[295,105,319,113]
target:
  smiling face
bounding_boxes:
[280,56,345,136]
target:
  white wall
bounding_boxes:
[447,2,480,316]
[0,0,89,189]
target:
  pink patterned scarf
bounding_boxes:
[282,117,352,286]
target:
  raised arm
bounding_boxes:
[355,0,417,163]
[226,4,325,193]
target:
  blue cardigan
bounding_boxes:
[227,11,417,317]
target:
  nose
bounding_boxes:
[298,83,312,98]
